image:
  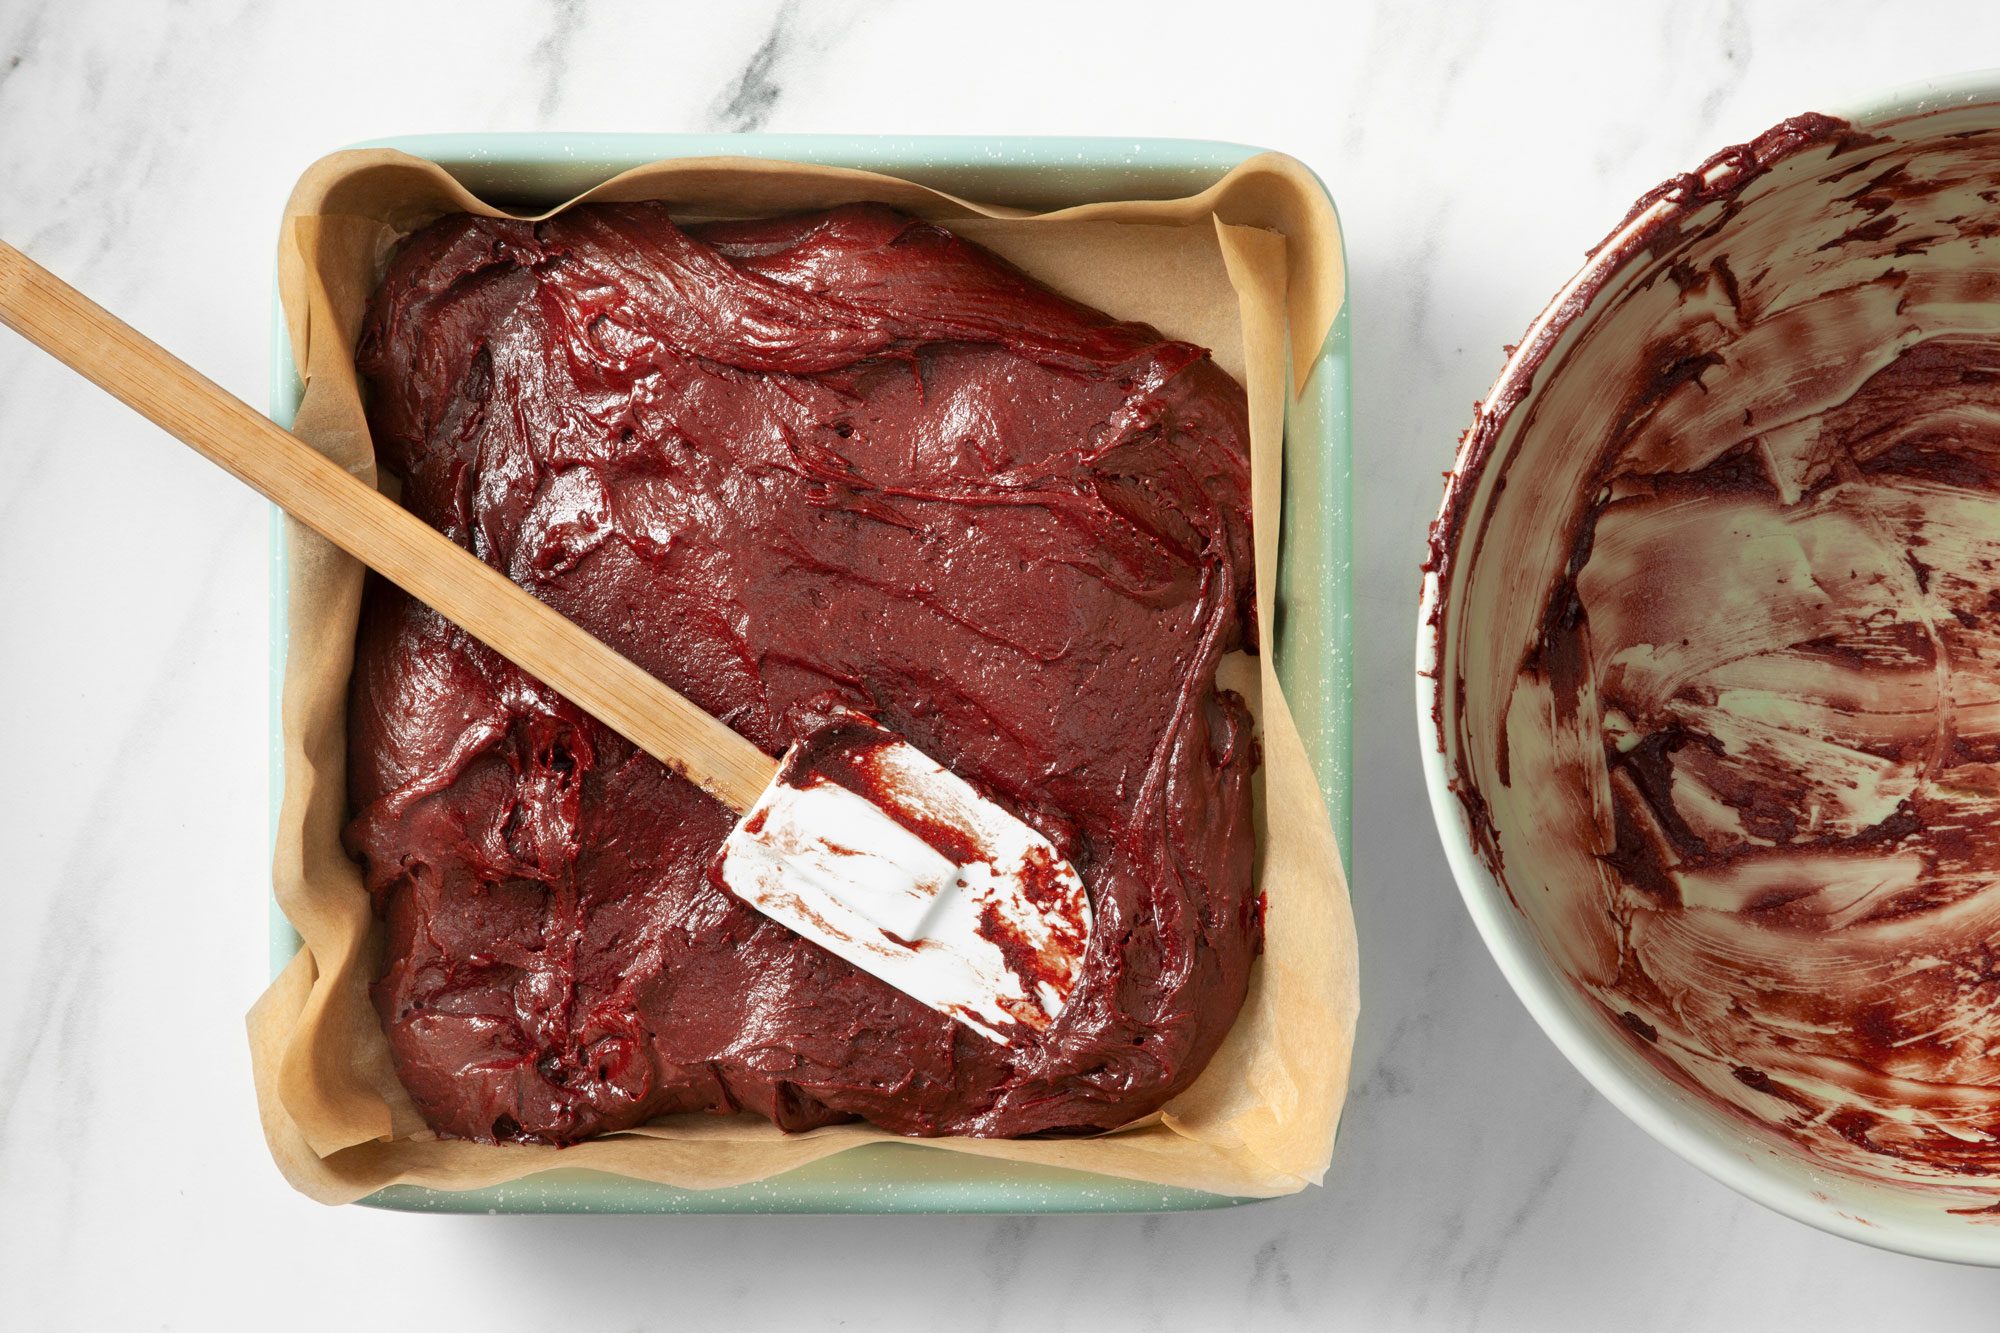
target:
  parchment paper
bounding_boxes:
[247,149,1357,1203]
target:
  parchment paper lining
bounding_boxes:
[247,149,1356,1203]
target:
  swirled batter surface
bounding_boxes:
[345,203,1259,1145]
[1436,114,2000,1190]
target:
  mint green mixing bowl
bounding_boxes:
[268,134,1351,1213]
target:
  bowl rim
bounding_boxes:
[1416,67,2000,1266]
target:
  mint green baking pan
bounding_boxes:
[267,133,1351,1213]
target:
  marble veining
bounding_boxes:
[529,0,589,122]
[706,0,796,133]
[5,0,2000,1329]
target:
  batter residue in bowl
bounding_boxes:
[1437,110,2000,1187]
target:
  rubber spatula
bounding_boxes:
[0,239,1091,1046]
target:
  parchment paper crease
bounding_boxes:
[247,149,1357,1203]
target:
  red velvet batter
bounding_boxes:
[345,202,1260,1144]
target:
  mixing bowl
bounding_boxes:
[1421,72,2000,1263]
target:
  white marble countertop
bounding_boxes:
[7,0,2000,1326]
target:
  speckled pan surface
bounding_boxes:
[266,133,1352,1214]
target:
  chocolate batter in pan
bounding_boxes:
[345,203,1261,1145]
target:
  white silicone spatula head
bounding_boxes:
[719,712,1091,1044]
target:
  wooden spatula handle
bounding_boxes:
[0,239,777,812]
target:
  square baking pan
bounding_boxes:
[267,133,1351,1213]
